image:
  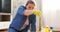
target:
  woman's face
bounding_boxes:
[26,3,35,10]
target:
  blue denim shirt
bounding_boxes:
[9,6,36,31]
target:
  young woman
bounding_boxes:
[8,0,36,32]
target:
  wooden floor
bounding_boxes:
[0,29,60,32]
[52,30,60,32]
[0,29,8,32]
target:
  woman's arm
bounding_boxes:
[17,6,34,16]
[24,10,34,16]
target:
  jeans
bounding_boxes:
[8,28,28,32]
[8,28,19,32]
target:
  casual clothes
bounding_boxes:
[8,6,36,32]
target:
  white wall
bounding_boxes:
[42,0,60,30]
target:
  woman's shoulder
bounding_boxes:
[19,5,26,9]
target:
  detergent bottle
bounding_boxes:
[50,27,54,32]
[45,27,50,32]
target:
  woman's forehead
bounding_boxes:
[28,3,35,7]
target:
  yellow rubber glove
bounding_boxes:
[34,10,42,17]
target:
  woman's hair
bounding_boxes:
[26,0,35,6]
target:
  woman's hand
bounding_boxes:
[24,10,34,16]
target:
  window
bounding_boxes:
[0,0,11,13]
[0,0,11,22]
